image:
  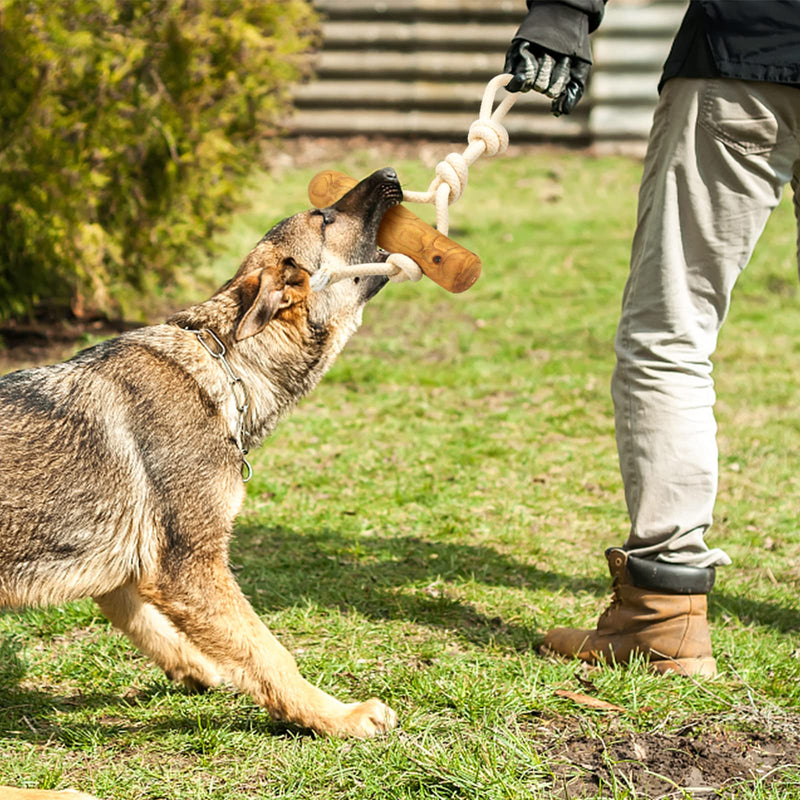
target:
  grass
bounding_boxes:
[1,142,799,799]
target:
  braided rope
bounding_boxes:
[310,74,517,291]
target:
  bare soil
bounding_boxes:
[530,713,800,798]
[0,316,145,373]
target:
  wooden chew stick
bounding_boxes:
[308,170,482,294]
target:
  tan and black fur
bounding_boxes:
[0,169,404,778]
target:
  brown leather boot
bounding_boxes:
[543,548,717,677]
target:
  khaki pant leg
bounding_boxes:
[612,78,800,567]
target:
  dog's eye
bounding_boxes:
[313,209,336,228]
[283,257,309,286]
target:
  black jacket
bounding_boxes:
[662,0,800,88]
[515,0,800,87]
[515,0,607,64]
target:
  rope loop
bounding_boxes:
[386,253,423,283]
[308,252,423,290]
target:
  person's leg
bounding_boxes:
[615,78,799,567]
[545,78,800,673]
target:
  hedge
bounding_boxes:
[0,0,318,321]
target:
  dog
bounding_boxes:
[0,169,403,799]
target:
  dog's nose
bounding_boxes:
[331,167,402,214]
[376,167,398,183]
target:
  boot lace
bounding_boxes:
[597,579,623,625]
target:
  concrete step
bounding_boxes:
[292,79,552,111]
[315,0,522,21]
[294,74,665,115]
[287,107,588,142]
[318,8,684,48]
[311,50,511,80]
[592,37,676,69]
[598,2,687,35]
[319,20,518,51]
[311,38,677,79]
[590,72,662,104]
[589,104,656,139]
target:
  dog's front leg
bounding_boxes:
[93,583,223,692]
[137,564,397,738]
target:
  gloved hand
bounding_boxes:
[503,38,591,116]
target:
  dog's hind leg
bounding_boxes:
[138,562,397,738]
[93,584,222,692]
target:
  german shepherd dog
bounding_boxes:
[0,169,403,798]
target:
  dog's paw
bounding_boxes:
[336,697,398,738]
[165,667,222,694]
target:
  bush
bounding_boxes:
[0,0,318,321]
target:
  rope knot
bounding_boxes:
[468,118,509,157]
[433,152,469,203]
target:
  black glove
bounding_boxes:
[503,38,591,116]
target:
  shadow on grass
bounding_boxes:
[0,527,608,750]
[0,682,301,750]
[2,526,795,752]
[709,592,800,635]
[231,523,609,651]
[0,636,301,748]
[231,523,800,640]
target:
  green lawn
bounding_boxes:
[1,145,799,799]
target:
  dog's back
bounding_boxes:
[0,330,238,609]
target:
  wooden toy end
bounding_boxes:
[308,170,482,294]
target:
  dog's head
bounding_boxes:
[220,167,403,344]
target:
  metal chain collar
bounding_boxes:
[185,327,253,483]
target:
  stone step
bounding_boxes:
[310,39,676,78]
[589,105,656,139]
[319,20,518,50]
[315,0,522,21]
[592,37,676,69]
[313,0,685,31]
[311,50,512,80]
[293,79,553,111]
[294,77,663,116]
[287,107,588,142]
[318,9,683,48]
[590,72,662,103]
[597,2,687,35]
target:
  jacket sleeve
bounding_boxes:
[516,0,607,63]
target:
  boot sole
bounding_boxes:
[540,645,718,678]
[650,656,717,678]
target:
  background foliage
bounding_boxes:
[0,0,317,320]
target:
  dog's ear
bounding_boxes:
[235,269,291,341]
[234,261,310,341]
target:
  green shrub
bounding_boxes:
[0,0,318,321]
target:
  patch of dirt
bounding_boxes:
[0,316,145,372]
[533,714,800,798]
